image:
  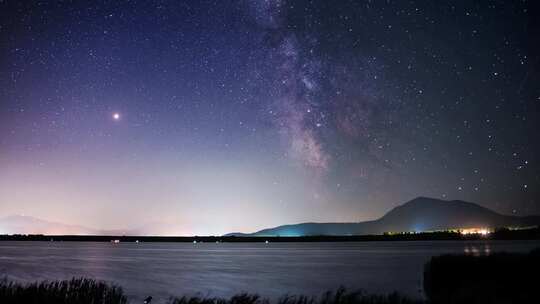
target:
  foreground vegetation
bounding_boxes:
[0,282,421,304]
[168,289,421,304]
[0,278,127,304]
[1,249,538,304]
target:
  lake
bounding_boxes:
[1,240,539,303]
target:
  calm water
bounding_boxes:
[1,240,539,302]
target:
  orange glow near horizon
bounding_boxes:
[460,228,491,236]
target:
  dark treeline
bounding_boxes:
[0,227,539,243]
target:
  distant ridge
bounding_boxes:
[0,215,128,236]
[227,197,540,236]
[3,197,539,237]
[0,215,189,236]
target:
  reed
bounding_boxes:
[0,277,127,304]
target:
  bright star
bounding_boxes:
[113,113,120,120]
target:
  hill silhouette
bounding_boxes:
[3,197,539,237]
[234,197,540,236]
[0,215,129,235]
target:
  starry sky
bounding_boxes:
[1,0,539,235]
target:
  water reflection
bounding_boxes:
[463,243,491,256]
[0,240,538,302]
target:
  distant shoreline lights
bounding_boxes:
[460,228,491,236]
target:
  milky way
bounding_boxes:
[0,0,539,235]
[248,0,399,177]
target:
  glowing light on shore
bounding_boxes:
[460,228,491,235]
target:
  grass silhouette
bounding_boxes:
[0,277,127,304]
[0,280,421,304]
[168,288,421,304]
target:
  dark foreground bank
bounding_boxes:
[424,248,540,304]
[1,249,538,304]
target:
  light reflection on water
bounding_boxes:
[463,243,491,256]
[0,240,538,303]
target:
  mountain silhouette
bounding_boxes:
[0,215,131,235]
[233,197,540,236]
[0,215,188,236]
[0,215,102,235]
[3,197,539,236]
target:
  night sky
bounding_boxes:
[1,1,539,235]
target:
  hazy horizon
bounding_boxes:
[1,195,537,236]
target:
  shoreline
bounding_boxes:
[1,227,539,243]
